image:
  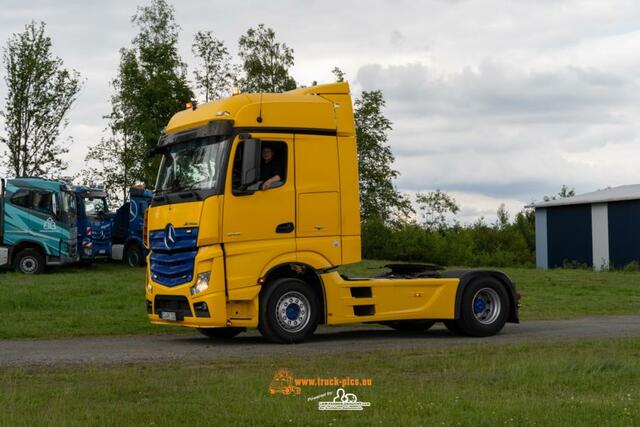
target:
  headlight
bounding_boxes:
[190,272,210,296]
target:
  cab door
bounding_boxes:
[222,134,296,291]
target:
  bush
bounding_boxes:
[361,219,535,267]
[623,261,639,272]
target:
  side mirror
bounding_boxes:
[241,139,261,186]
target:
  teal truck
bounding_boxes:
[0,178,78,273]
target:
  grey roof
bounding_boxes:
[528,184,640,208]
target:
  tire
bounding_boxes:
[124,244,144,267]
[456,277,510,337]
[384,320,435,332]
[14,248,45,274]
[198,327,245,340]
[259,277,320,344]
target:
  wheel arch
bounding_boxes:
[449,270,519,323]
[259,262,327,325]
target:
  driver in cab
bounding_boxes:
[260,146,284,190]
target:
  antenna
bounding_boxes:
[257,92,263,123]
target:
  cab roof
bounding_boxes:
[164,82,355,137]
[8,177,71,191]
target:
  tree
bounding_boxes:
[514,207,535,254]
[332,67,345,82]
[354,90,413,223]
[191,31,237,102]
[128,0,193,186]
[543,184,575,201]
[238,24,296,92]
[495,203,509,229]
[80,49,145,203]
[416,190,460,231]
[82,0,193,194]
[0,21,82,177]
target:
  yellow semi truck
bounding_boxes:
[145,82,519,343]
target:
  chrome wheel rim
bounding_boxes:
[276,291,311,333]
[20,257,37,273]
[472,287,501,325]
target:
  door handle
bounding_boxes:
[227,231,241,237]
[276,222,295,233]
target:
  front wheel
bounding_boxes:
[124,244,144,267]
[259,278,320,344]
[14,249,45,274]
[455,277,510,337]
[198,327,245,340]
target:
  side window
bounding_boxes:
[10,189,56,215]
[231,140,288,192]
[10,190,29,207]
[32,191,55,214]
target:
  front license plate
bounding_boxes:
[160,311,177,321]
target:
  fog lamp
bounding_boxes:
[191,272,210,296]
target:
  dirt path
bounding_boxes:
[1,315,639,367]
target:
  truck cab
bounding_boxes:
[145,82,519,343]
[74,186,112,261]
[0,178,78,273]
[111,187,153,267]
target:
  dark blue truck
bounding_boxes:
[74,186,112,261]
[110,187,152,267]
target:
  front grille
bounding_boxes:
[154,295,192,318]
[149,227,198,287]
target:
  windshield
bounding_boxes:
[83,197,107,218]
[60,191,77,226]
[155,137,227,194]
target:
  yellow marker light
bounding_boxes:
[231,86,240,96]
[185,101,193,110]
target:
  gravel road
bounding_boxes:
[1,315,639,367]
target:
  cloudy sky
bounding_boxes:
[1,0,640,223]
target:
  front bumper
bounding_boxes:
[146,245,228,328]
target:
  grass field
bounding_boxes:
[0,260,639,339]
[1,337,638,426]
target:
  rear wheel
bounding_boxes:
[455,277,510,337]
[124,244,144,267]
[259,278,320,344]
[198,327,245,340]
[384,320,435,332]
[14,249,45,274]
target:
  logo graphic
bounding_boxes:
[43,217,57,231]
[318,388,371,411]
[164,223,176,249]
[268,368,302,396]
[129,201,138,223]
